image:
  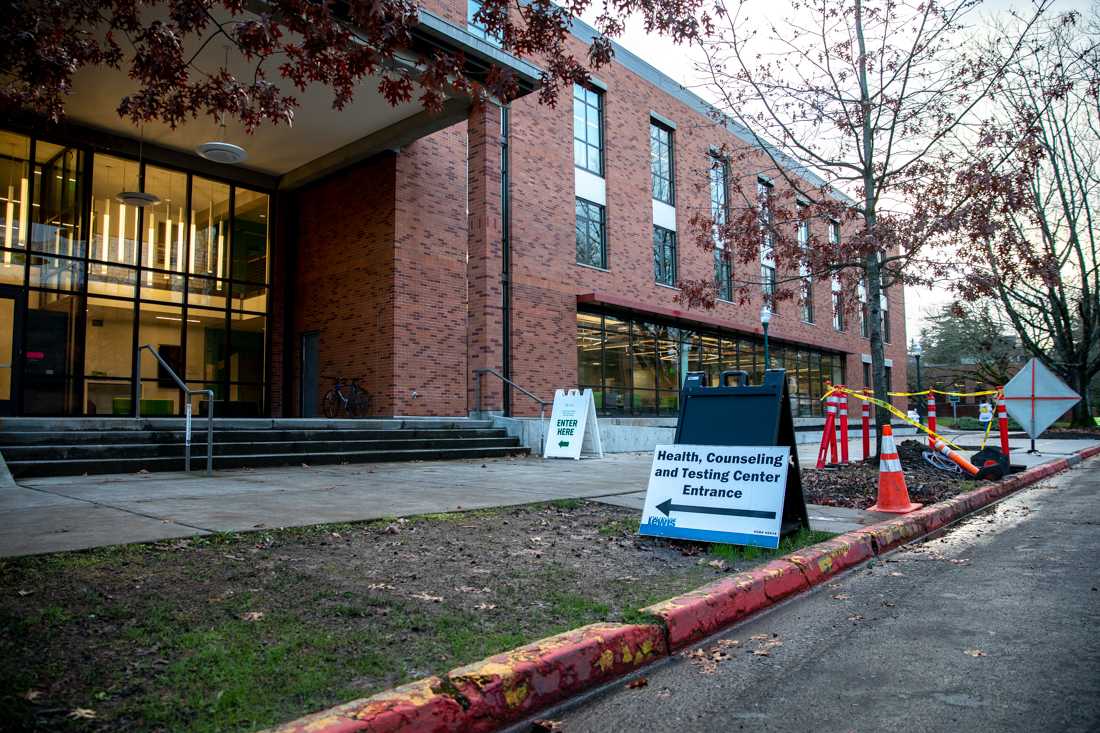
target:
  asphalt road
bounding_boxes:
[553,458,1100,733]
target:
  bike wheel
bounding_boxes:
[348,389,369,418]
[322,389,341,418]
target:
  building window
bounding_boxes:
[864,362,871,389]
[654,226,676,286]
[710,155,731,301]
[832,282,844,331]
[881,290,891,344]
[577,310,844,418]
[858,279,869,338]
[650,122,673,204]
[759,178,775,312]
[0,128,271,416]
[798,212,812,323]
[467,0,501,44]
[574,85,603,176]
[885,366,892,393]
[576,198,606,268]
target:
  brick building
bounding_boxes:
[0,3,906,425]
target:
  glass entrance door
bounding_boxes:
[0,286,24,415]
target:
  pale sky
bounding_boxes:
[577,0,1093,348]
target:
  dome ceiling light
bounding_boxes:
[115,124,160,208]
[196,112,248,165]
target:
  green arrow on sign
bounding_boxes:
[656,499,776,520]
[558,440,570,448]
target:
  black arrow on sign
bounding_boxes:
[656,499,775,520]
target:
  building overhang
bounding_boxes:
[576,292,856,355]
[37,7,540,192]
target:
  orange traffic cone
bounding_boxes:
[869,425,922,513]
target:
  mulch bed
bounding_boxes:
[801,439,981,510]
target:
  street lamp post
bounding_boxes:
[913,343,923,425]
[760,306,772,370]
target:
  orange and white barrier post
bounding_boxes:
[816,387,838,469]
[926,391,937,448]
[862,390,871,460]
[829,390,840,464]
[869,425,922,513]
[933,440,980,476]
[997,388,1010,455]
[837,386,849,463]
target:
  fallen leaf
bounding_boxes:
[681,549,700,556]
[826,583,842,588]
[888,572,904,577]
[657,687,672,699]
[626,677,648,688]
[963,649,989,657]
[351,472,361,475]
[708,559,728,570]
[68,708,96,719]
[302,463,310,467]
[240,612,264,621]
[24,690,41,701]
[988,631,996,635]
[162,519,173,524]
[748,633,768,641]
[474,603,498,610]
[138,469,150,474]
[253,523,266,528]
[331,532,341,538]
[367,583,395,590]
[761,640,783,648]
[752,650,770,657]
[831,595,849,600]
[412,592,443,602]
[849,615,865,621]
[883,602,895,607]
[532,720,563,732]
[18,590,35,596]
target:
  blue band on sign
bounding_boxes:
[638,524,780,549]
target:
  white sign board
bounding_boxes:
[638,444,790,549]
[1002,358,1080,439]
[543,389,603,460]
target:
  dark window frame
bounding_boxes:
[650,121,674,205]
[653,225,676,286]
[573,85,604,177]
[575,197,606,269]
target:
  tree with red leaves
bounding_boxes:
[949,9,1100,424]
[671,0,1052,451]
[0,0,715,128]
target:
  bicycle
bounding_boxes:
[322,377,369,418]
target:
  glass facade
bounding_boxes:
[575,198,606,268]
[650,122,673,204]
[0,129,270,416]
[653,226,675,286]
[578,309,845,418]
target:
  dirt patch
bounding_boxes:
[0,501,829,733]
[802,439,982,509]
[1038,426,1100,441]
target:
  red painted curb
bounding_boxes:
[264,450,1097,732]
[448,622,665,731]
[258,677,466,733]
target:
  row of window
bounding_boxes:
[572,87,893,343]
[577,310,847,417]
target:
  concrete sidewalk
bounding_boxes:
[3,435,1096,558]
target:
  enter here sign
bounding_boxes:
[638,444,791,549]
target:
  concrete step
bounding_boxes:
[0,428,512,446]
[0,417,496,432]
[0,436,521,462]
[5,445,527,478]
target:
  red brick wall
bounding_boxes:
[292,156,398,417]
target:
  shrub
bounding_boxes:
[956,417,984,430]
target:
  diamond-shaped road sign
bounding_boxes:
[1002,358,1081,439]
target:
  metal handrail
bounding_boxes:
[475,369,552,420]
[135,345,214,476]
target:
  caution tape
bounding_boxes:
[885,389,1001,398]
[827,386,968,454]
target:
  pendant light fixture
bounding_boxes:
[115,124,160,208]
[196,51,248,165]
[195,110,249,165]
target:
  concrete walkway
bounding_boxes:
[3,435,1096,558]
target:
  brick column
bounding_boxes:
[467,103,504,415]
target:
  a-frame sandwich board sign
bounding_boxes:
[638,369,810,547]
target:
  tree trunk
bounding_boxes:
[866,251,889,455]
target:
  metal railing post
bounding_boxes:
[137,345,216,477]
